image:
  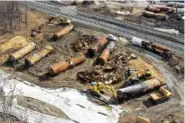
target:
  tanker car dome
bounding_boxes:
[107,34,117,41]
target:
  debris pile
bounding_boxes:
[77,53,128,84]
[72,34,97,52]
[31,24,44,37]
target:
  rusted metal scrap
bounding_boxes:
[77,53,128,84]
[71,35,97,52]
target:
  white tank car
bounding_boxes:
[131,37,143,47]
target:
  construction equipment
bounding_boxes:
[59,17,72,26]
[136,116,151,123]
[131,37,173,60]
[117,78,164,99]
[125,68,152,86]
[143,11,168,20]
[88,82,117,104]
[25,45,53,67]
[31,24,44,37]
[48,16,71,25]
[53,24,73,40]
[150,86,172,104]
[9,42,36,63]
[49,54,85,75]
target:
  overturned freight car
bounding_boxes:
[117,78,164,99]
[131,37,173,60]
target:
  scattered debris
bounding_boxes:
[71,34,97,53]
[175,65,184,73]
[77,53,128,84]
[31,24,44,37]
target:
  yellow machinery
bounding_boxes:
[88,82,117,104]
[59,18,71,25]
[48,16,71,25]
[125,68,152,86]
[150,86,172,104]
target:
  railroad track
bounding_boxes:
[25,1,184,55]
[45,1,184,44]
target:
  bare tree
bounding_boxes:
[0,1,22,32]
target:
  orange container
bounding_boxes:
[98,41,115,65]
[49,54,85,75]
[98,48,110,65]
[88,37,108,57]
[71,55,86,66]
[53,24,73,40]
[49,61,69,75]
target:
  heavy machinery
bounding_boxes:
[150,86,172,104]
[48,16,71,26]
[31,24,44,37]
[124,68,152,86]
[59,17,72,26]
[88,82,117,104]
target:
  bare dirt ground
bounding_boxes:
[0,6,184,123]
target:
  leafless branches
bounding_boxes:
[0,1,21,33]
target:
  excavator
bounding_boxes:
[48,16,71,26]
[88,82,117,104]
[124,68,152,86]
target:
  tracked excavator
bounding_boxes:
[88,82,117,104]
[124,68,152,86]
[48,16,71,26]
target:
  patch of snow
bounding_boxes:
[154,28,179,34]
[0,70,121,123]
